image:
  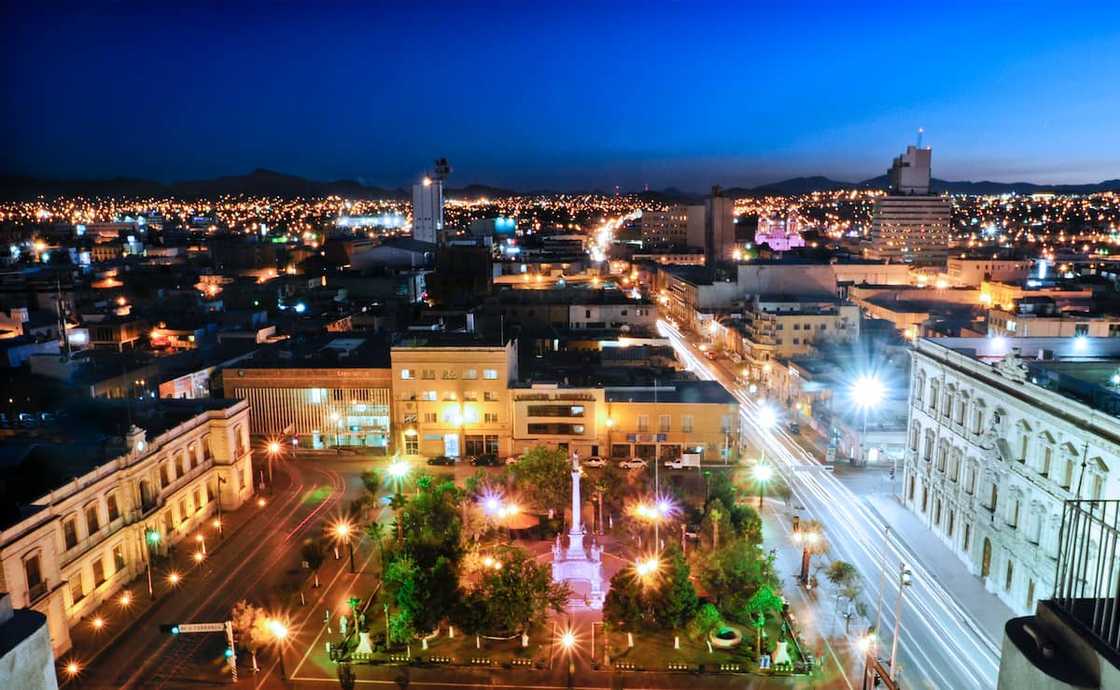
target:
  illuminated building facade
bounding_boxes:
[391,337,517,459]
[904,337,1119,616]
[411,176,444,245]
[0,399,254,655]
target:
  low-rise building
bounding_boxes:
[988,299,1120,338]
[947,257,1032,287]
[0,399,254,655]
[391,335,517,459]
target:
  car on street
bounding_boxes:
[787,422,801,435]
[618,458,648,470]
[469,453,501,467]
[426,455,455,466]
[663,453,701,470]
[582,456,606,468]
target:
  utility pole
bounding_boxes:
[889,563,913,678]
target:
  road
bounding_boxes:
[658,318,1001,690]
[73,455,353,689]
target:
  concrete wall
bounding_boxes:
[0,598,59,690]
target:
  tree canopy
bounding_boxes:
[457,545,567,633]
[507,445,572,512]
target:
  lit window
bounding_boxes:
[483,369,498,380]
[400,369,412,380]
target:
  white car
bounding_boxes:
[618,458,648,470]
[582,456,606,468]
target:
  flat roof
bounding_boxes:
[605,380,736,404]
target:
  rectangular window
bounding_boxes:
[159,464,170,488]
[484,391,498,402]
[64,518,78,550]
[86,505,101,535]
[400,369,412,380]
[107,493,120,522]
[682,415,694,433]
[25,555,44,600]
[721,415,732,433]
[611,444,630,458]
[193,488,202,512]
[659,415,670,433]
[92,557,106,587]
[421,369,436,379]
[113,544,126,572]
[637,415,649,432]
[422,390,437,401]
[463,369,478,380]
[483,369,498,380]
[179,498,189,522]
[404,436,419,455]
[484,412,499,423]
[70,573,84,605]
[484,435,499,455]
[463,391,478,401]
[1074,324,1089,336]
[423,412,437,423]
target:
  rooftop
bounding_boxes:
[604,380,736,405]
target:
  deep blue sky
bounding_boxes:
[3,1,1118,191]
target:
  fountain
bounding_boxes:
[551,453,605,609]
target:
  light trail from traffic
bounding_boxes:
[658,318,1000,690]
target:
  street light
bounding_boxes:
[267,618,289,680]
[634,556,660,583]
[333,520,356,573]
[889,563,913,678]
[753,463,773,509]
[144,528,160,599]
[559,628,577,687]
[63,660,81,681]
[265,439,282,487]
[793,526,821,586]
[851,375,885,467]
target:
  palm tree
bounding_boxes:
[388,492,407,542]
[365,521,385,563]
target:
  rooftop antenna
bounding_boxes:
[916,127,925,149]
[432,158,451,182]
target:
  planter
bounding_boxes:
[708,625,743,649]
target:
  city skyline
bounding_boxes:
[3,2,1119,191]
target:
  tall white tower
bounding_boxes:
[411,158,450,245]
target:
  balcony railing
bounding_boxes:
[1053,499,1120,653]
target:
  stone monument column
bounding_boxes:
[566,456,586,559]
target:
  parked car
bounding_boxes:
[582,456,606,468]
[618,458,648,470]
[470,453,501,467]
[426,455,455,466]
[663,453,701,470]
[787,422,801,435]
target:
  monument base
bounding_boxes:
[551,532,605,609]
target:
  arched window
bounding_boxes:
[914,372,926,406]
[929,380,940,413]
[924,431,935,462]
[910,421,921,451]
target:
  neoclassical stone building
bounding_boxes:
[0,398,254,655]
[904,337,1118,616]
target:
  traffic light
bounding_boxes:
[160,624,180,635]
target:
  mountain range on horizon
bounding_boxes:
[2,168,1118,202]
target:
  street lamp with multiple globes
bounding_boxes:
[332,520,356,573]
[632,497,673,549]
[793,523,823,586]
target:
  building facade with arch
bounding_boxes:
[903,337,1119,616]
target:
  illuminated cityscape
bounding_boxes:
[2,3,1120,690]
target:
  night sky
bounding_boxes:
[3,1,1118,191]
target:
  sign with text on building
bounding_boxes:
[178,622,226,633]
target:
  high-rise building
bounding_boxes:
[866,145,951,264]
[888,144,933,195]
[411,176,443,245]
[639,205,705,247]
[411,159,450,245]
[704,186,735,265]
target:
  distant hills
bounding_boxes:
[2,167,1118,201]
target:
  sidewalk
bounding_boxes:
[760,503,864,690]
[62,485,272,672]
[861,493,1014,649]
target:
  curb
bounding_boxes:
[860,497,1003,658]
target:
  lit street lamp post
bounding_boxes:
[851,375,885,467]
[143,528,160,599]
[267,618,289,681]
[753,463,773,510]
[333,521,356,573]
